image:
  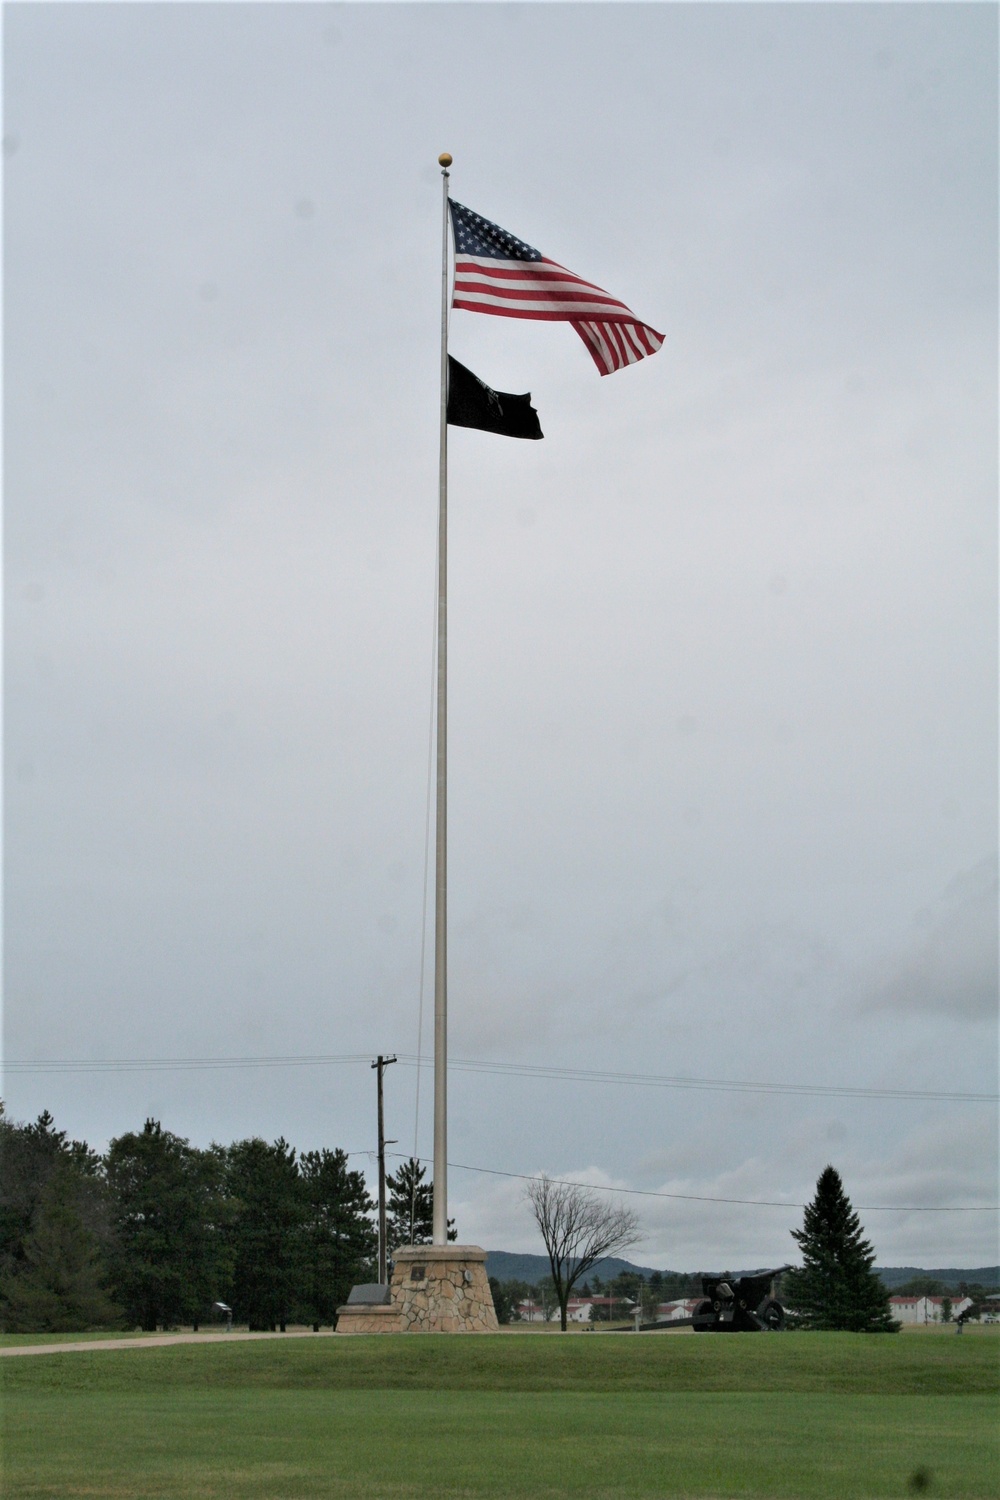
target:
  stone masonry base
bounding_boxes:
[332,1301,402,1334]
[336,1245,498,1334]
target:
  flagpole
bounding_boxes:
[432,151,452,1246]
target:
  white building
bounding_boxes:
[515,1300,549,1323]
[514,1295,636,1324]
[655,1299,700,1322]
[889,1295,975,1324]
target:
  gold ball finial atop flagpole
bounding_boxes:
[438,152,453,168]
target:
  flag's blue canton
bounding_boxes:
[450,201,541,263]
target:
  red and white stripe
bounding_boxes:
[453,254,663,377]
[570,317,664,375]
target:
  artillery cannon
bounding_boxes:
[630,1264,792,1333]
[690,1266,791,1331]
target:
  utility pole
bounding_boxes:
[372,1054,397,1284]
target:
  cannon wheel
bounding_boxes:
[692,1298,714,1331]
[759,1298,785,1331]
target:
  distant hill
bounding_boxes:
[485,1252,789,1284]
[486,1252,662,1284]
[486,1252,1000,1291]
[873,1267,999,1291]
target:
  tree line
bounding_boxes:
[487,1268,703,1326]
[4,1106,982,1338]
[519,1165,912,1333]
[0,1105,438,1334]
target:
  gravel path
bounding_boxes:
[0,1330,337,1357]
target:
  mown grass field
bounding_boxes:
[3,1329,998,1499]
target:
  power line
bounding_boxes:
[3,1050,994,1104]
[2,1053,374,1074]
[0,1055,991,1210]
[387,1154,1000,1215]
[436,1057,996,1105]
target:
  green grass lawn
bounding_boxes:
[3,1332,998,1499]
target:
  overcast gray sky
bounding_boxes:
[4,1,997,1270]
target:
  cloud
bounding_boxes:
[455,1112,998,1271]
[865,857,998,1021]
[5,3,995,1275]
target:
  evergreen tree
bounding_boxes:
[299,1148,376,1327]
[492,1277,532,1321]
[1,1107,107,1283]
[105,1120,233,1330]
[785,1166,899,1332]
[225,1137,306,1330]
[385,1157,455,1248]
[641,1272,662,1322]
[489,1277,519,1324]
[611,1270,643,1310]
[1,1161,119,1332]
[534,1275,559,1321]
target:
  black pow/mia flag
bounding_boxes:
[446,356,543,440]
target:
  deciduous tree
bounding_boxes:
[525,1175,640,1331]
[896,1276,948,1297]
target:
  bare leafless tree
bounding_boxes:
[525,1175,641,1331]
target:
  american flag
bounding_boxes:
[449,200,664,377]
